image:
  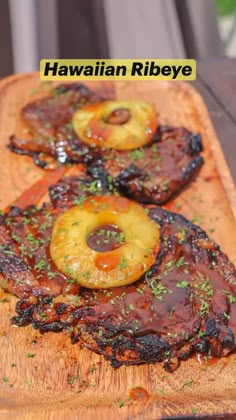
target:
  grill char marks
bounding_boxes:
[8,83,204,204]
[6,177,236,371]
[90,125,204,204]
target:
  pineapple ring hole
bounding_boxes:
[87,224,125,252]
[105,108,131,125]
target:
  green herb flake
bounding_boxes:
[88,366,97,374]
[224,312,230,320]
[48,272,56,280]
[176,256,187,268]
[69,376,75,385]
[180,379,194,391]
[116,256,127,269]
[176,280,190,288]
[199,299,209,316]
[222,290,236,303]
[27,353,36,358]
[128,149,145,160]
[117,398,124,408]
[65,263,71,275]
[34,259,47,272]
[161,180,169,191]
[26,378,33,387]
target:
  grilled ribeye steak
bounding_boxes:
[21,83,104,138]
[88,125,204,204]
[2,176,234,371]
[9,83,106,166]
[0,176,111,298]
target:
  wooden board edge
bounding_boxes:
[181,81,236,219]
[0,72,38,90]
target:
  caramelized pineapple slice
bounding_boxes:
[50,196,160,288]
[73,100,157,150]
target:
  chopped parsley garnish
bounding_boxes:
[199,299,209,316]
[176,280,190,288]
[224,312,230,320]
[164,260,174,276]
[116,256,127,269]
[180,379,194,391]
[150,279,167,301]
[65,263,71,275]
[117,398,124,408]
[34,260,47,272]
[69,376,75,384]
[128,149,145,160]
[88,366,97,373]
[158,388,166,395]
[176,256,187,268]
[48,272,56,280]
[161,180,169,191]
[222,290,236,303]
[88,181,101,193]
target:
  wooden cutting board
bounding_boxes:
[0,73,235,420]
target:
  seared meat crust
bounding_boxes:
[9,83,105,166]
[88,125,204,204]
[1,176,234,372]
[22,83,104,138]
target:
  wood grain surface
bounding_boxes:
[0,73,235,420]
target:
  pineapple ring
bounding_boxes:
[72,100,158,150]
[50,196,160,289]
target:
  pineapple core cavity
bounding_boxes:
[87,224,125,253]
